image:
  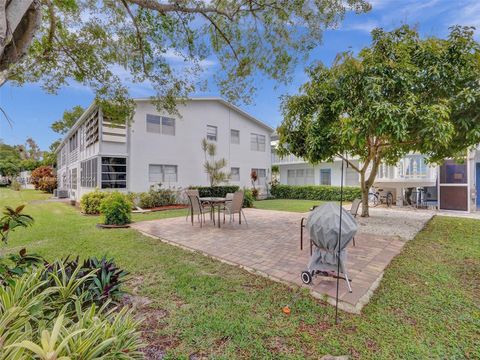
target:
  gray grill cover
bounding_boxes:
[306,203,357,271]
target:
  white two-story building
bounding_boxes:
[55,98,273,201]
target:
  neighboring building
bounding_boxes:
[272,136,480,212]
[55,98,273,201]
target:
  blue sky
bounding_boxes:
[1,0,479,150]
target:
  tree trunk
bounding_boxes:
[360,174,369,217]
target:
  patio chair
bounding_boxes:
[350,199,361,246]
[222,191,247,225]
[186,192,214,227]
[185,189,213,222]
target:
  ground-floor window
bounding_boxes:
[320,168,331,185]
[251,168,266,185]
[287,168,315,185]
[70,168,77,189]
[230,167,240,181]
[101,157,127,189]
[149,164,177,183]
[80,158,98,188]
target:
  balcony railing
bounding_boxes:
[272,152,305,164]
[375,155,437,182]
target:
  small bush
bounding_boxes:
[242,188,254,208]
[80,190,108,214]
[271,184,362,201]
[190,185,240,197]
[138,188,176,209]
[10,179,21,191]
[100,191,132,225]
[31,165,57,193]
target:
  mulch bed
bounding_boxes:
[135,204,188,213]
[96,223,131,229]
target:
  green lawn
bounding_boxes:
[254,199,323,212]
[1,189,479,359]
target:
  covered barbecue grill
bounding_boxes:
[301,202,357,292]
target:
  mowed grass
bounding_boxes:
[254,199,323,212]
[1,189,479,359]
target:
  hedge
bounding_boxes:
[190,186,240,197]
[271,184,362,201]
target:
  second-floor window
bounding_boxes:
[250,133,266,151]
[230,129,240,144]
[69,131,78,152]
[207,125,217,141]
[146,114,175,135]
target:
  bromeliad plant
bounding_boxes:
[0,268,144,360]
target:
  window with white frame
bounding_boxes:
[69,131,78,152]
[149,164,178,183]
[207,125,217,141]
[320,168,331,185]
[287,168,315,185]
[80,158,98,188]
[70,168,77,189]
[101,157,127,189]
[251,168,266,185]
[230,167,240,181]
[230,129,240,144]
[250,133,266,151]
[146,114,175,135]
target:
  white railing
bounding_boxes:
[272,152,305,164]
[376,155,437,182]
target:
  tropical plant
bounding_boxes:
[31,165,57,193]
[278,25,480,216]
[202,138,229,186]
[0,268,143,360]
[99,192,132,226]
[0,248,44,286]
[0,205,33,243]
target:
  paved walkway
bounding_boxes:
[132,208,432,313]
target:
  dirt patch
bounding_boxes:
[134,205,188,213]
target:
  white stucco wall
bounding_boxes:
[278,160,360,187]
[128,99,272,192]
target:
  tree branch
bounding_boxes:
[336,153,360,172]
[120,0,148,75]
[126,0,234,20]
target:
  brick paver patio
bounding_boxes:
[132,208,423,313]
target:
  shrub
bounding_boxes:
[271,184,362,201]
[10,179,21,191]
[0,205,34,244]
[190,185,240,197]
[31,165,57,193]
[0,269,143,359]
[100,191,132,225]
[242,188,254,208]
[138,188,176,209]
[80,190,108,214]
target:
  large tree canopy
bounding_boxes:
[278,25,480,216]
[0,0,370,118]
